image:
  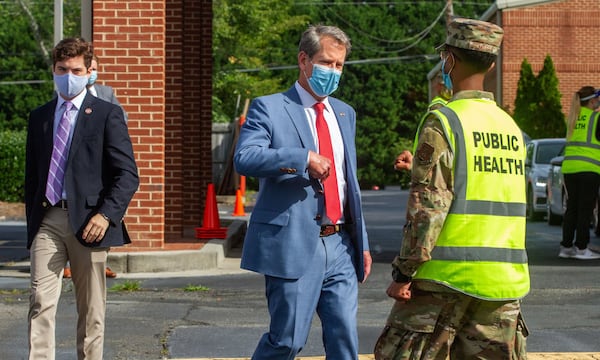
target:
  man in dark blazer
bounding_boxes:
[25,37,138,359]
[62,53,129,280]
[234,25,371,359]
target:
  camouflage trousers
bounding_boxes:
[374,286,528,360]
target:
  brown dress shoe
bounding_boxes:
[63,267,72,278]
[105,267,117,278]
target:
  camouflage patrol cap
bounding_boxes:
[443,17,504,55]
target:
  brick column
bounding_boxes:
[182,1,213,229]
[164,0,213,240]
[165,0,184,239]
[93,0,166,250]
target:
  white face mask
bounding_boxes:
[53,73,88,98]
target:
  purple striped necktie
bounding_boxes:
[45,101,74,205]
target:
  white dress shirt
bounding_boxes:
[295,82,347,224]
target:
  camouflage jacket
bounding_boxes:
[393,90,497,282]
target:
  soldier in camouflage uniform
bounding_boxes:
[375,18,530,360]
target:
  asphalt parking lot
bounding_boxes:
[2,188,600,359]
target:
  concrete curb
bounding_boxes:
[0,219,247,278]
[107,219,246,274]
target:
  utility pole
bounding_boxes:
[446,0,454,25]
[81,0,92,42]
[54,0,63,45]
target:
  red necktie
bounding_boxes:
[314,102,341,224]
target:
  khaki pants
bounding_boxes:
[28,207,108,360]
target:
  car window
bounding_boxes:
[536,143,565,164]
[526,143,533,165]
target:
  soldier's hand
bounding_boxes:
[386,281,412,302]
[394,150,413,171]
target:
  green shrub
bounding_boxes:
[0,130,26,202]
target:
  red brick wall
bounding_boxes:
[501,0,600,116]
[93,0,167,250]
[164,0,213,240]
[93,0,212,251]
[93,0,213,249]
[165,0,184,239]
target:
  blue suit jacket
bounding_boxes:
[25,94,139,249]
[234,86,369,281]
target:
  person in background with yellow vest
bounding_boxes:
[558,86,600,260]
[374,18,530,359]
[428,72,452,111]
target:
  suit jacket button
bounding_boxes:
[42,201,48,208]
[315,214,322,220]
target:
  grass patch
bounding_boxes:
[109,280,142,292]
[183,284,210,292]
[0,288,28,295]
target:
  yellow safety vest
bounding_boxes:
[411,97,450,153]
[413,99,530,300]
[428,96,448,111]
[562,107,600,175]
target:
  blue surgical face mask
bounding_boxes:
[54,73,88,98]
[306,63,342,97]
[88,70,98,86]
[441,55,454,91]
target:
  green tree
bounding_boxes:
[0,0,82,131]
[0,1,53,130]
[0,1,81,201]
[535,55,565,138]
[513,56,565,139]
[212,0,493,188]
[512,58,537,137]
[212,0,308,122]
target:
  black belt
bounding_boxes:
[320,224,348,237]
[52,199,68,210]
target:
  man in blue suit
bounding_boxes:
[234,25,372,359]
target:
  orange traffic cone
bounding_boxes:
[195,183,228,239]
[232,189,246,216]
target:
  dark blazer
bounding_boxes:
[234,86,369,281]
[25,94,139,249]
